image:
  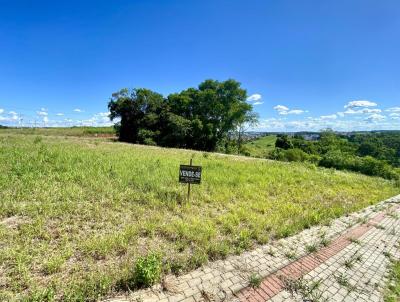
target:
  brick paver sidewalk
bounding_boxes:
[105,194,400,302]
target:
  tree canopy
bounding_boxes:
[108,79,256,151]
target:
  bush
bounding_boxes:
[269,148,310,163]
[320,151,399,180]
[133,253,162,287]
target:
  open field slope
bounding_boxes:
[0,126,115,137]
[0,134,398,301]
[244,135,276,158]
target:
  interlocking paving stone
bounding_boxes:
[104,195,400,302]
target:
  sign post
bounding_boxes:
[179,159,202,203]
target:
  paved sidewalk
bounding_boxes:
[105,195,400,302]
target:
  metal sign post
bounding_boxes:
[179,159,202,203]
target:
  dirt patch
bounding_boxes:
[0,216,30,229]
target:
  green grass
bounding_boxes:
[0,126,115,137]
[385,260,400,302]
[244,135,277,158]
[0,134,398,301]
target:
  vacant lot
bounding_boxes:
[0,134,398,301]
[244,135,277,157]
[0,126,115,137]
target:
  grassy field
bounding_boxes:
[0,126,115,137]
[0,134,398,301]
[385,260,400,302]
[244,135,277,157]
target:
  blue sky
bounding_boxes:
[0,0,399,131]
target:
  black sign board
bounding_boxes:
[179,165,202,184]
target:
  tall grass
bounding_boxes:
[0,126,115,137]
[0,134,398,301]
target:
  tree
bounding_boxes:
[164,79,254,151]
[108,79,256,151]
[275,134,293,150]
[108,88,165,144]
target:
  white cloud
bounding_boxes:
[43,116,49,123]
[8,111,18,120]
[0,108,3,114]
[365,114,386,122]
[361,108,381,114]
[344,100,377,109]
[273,105,306,115]
[273,105,289,112]
[56,113,64,116]
[287,109,305,115]
[386,107,400,113]
[37,110,48,116]
[253,101,263,105]
[73,108,83,113]
[247,94,262,102]
[338,108,381,116]
[97,112,110,117]
[320,114,337,120]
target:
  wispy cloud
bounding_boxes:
[247,94,263,105]
[344,100,377,109]
[364,113,386,122]
[386,107,400,113]
[73,108,83,113]
[56,113,64,116]
[247,94,262,102]
[37,109,48,116]
[320,114,337,120]
[273,105,307,115]
[0,108,4,114]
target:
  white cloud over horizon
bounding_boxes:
[273,105,307,115]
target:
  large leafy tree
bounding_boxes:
[165,79,254,151]
[109,79,256,151]
[108,88,165,144]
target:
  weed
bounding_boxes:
[249,273,262,288]
[348,237,361,245]
[375,224,386,230]
[266,247,275,257]
[305,243,318,254]
[284,250,297,260]
[281,276,327,302]
[320,236,331,247]
[383,251,392,259]
[133,253,162,287]
[335,273,350,287]
[356,216,368,224]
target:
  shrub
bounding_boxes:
[133,253,162,287]
[320,151,399,180]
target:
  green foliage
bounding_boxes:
[133,253,162,287]
[108,79,255,151]
[275,134,293,149]
[248,130,400,180]
[384,260,400,302]
[249,273,262,288]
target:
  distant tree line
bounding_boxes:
[269,131,400,180]
[108,79,257,152]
